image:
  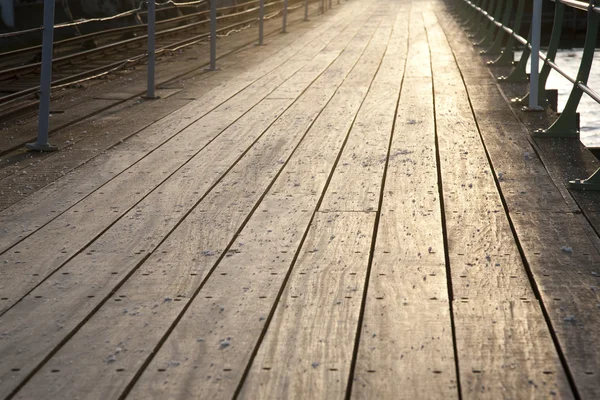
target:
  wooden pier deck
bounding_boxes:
[1,0,600,398]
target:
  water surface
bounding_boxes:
[516,49,600,147]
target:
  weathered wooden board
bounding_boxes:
[533,138,600,232]
[352,72,458,399]
[510,211,600,399]
[0,98,195,213]
[428,26,532,300]
[239,212,375,399]
[319,49,401,211]
[454,299,574,398]
[0,1,359,252]
[6,9,381,400]
[0,30,366,387]
[2,1,598,399]
[425,8,574,398]
[0,97,291,398]
[435,5,600,398]
[125,15,386,400]
[352,8,458,399]
[352,9,458,398]
[0,9,363,314]
[240,10,407,399]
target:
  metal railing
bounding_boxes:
[24,0,330,153]
[450,0,600,190]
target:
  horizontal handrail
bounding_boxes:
[461,0,600,112]
[559,0,589,11]
[0,0,212,39]
[23,0,326,152]
[0,0,267,60]
[0,0,287,80]
[450,0,600,189]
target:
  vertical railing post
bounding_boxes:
[469,0,489,32]
[503,28,532,83]
[283,0,288,32]
[27,0,58,152]
[511,0,564,106]
[491,0,524,66]
[481,0,512,55]
[259,0,265,45]
[304,0,309,21]
[535,1,565,106]
[471,0,496,41]
[475,0,504,47]
[537,0,600,137]
[146,0,157,98]
[209,0,217,69]
[527,0,543,110]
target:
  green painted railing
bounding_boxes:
[450,0,600,191]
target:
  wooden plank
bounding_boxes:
[0,0,334,156]
[427,12,534,299]
[353,9,457,398]
[0,10,363,313]
[4,11,382,400]
[123,15,387,400]
[0,96,290,398]
[0,98,194,212]
[454,299,574,398]
[0,0,360,252]
[534,138,600,230]
[239,10,408,399]
[0,99,122,154]
[92,88,181,101]
[320,11,406,213]
[434,6,600,397]
[239,212,375,399]
[424,8,574,398]
[510,211,600,398]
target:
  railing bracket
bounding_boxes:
[569,169,600,191]
[522,105,544,112]
[25,142,58,152]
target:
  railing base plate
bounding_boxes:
[25,142,58,152]
[568,178,600,191]
[532,128,579,138]
[521,105,544,112]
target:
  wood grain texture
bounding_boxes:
[7,7,380,400]
[435,5,600,398]
[1,15,372,382]
[353,74,458,399]
[320,11,405,213]
[426,8,574,399]
[5,9,379,398]
[454,299,574,399]
[126,12,386,400]
[353,9,457,399]
[3,1,599,399]
[239,212,375,399]
[1,97,291,398]
[511,211,600,398]
[240,11,406,398]
[0,1,356,254]
[0,5,363,315]
[427,14,532,300]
